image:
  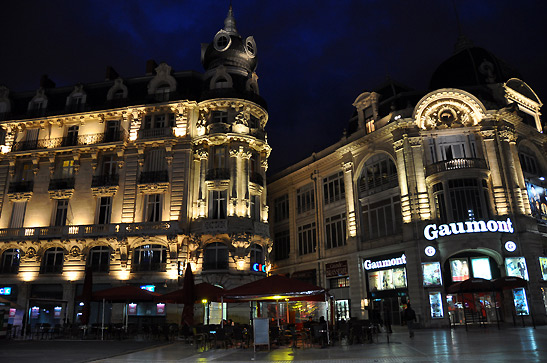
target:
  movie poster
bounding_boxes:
[539,257,547,280]
[450,258,470,282]
[422,262,442,286]
[513,288,529,316]
[429,292,444,318]
[506,257,529,280]
[526,182,547,221]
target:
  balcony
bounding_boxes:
[8,181,34,194]
[425,158,488,177]
[250,172,264,186]
[11,131,127,152]
[48,178,75,190]
[138,128,174,139]
[139,170,169,184]
[0,221,179,241]
[205,168,230,181]
[92,174,119,187]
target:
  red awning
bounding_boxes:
[222,274,328,301]
[156,282,224,304]
[447,278,495,294]
[492,276,528,290]
[91,285,160,302]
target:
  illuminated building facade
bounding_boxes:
[268,40,547,327]
[0,7,271,325]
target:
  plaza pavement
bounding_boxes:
[1,325,545,363]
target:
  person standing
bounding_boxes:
[404,303,416,338]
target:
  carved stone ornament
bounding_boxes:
[138,182,169,194]
[69,245,81,258]
[231,233,251,249]
[413,90,486,130]
[26,247,37,259]
[48,189,74,199]
[91,185,119,197]
[8,192,33,202]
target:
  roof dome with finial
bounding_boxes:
[430,36,521,91]
[201,5,258,73]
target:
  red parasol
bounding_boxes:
[80,266,93,325]
[180,264,196,326]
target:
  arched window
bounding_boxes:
[132,244,167,272]
[0,249,21,274]
[88,246,110,273]
[249,244,264,265]
[203,243,228,271]
[359,154,398,196]
[41,247,64,274]
[432,178,491,223]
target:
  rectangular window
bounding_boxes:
[145,194,162,222]
[10,202,27,229]
[97,197,112,225]
[362,196,402,240]
[144,148,166,172]
[274,230,290,261]
[54,200,69,226]
[65,125,79,146]
[323,171,345,205]
[298,222,316,256]
[329,276,350,289]
[101,155,117,176]
[250,195,260,220]
[274,194,289,222]
[212,111,228,123]
[210,190,227,219]
[212,146,226,169]
[325,213,346,249]
[105,120,120,142]
[296,184,315,214]
[60,160,75,178]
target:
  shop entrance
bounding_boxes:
[370,296,406,326]
[446,292,501,325]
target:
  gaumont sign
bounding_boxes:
[424,218,514,241]
[364,254,406,271]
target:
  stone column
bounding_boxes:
[229,147,238,216]
[480,129,510,215]
[500,127,526,214]
[409,136,431,220]
[342,161,357,237]
[393,136,412,223]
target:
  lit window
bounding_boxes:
[329,276,350,289]
[132,244,167,272]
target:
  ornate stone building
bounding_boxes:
[268,39,547,328]
[0,7,271,325]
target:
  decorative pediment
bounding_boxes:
[7,191,33,202]
[91,185,119,197]
[138,182,169,194]
[48,189,74,199]
[413,89,487,130]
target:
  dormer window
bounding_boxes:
[113,89,125,100]
[68,94,85,112]
[215,78,230,89]
[155,84,170,102]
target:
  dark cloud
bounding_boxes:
[0,1,545,174]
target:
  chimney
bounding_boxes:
[146,59,158,75]
[105,66,119,81]
[40,75,56,89]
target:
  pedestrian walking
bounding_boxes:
[404,303,416,338]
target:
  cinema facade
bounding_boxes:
[268,42,547,328]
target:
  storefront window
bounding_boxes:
[335,300,350,321]
[429,292,444,318]
[505,257,529,280]
[329,276,350,289]
[368,267,407,291]
[422,262,442,286]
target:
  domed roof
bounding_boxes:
[429,44,520,90]
[201,6,257,73]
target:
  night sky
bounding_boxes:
[0,1,545,174]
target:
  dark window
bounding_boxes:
[41,247,64,274]
[325,213,346,249]
[88,246,110,273]
[54,200,69,227]
[249,244,264,265]
[212,111,228,124]
[433,179,490,222]
[274,194,289,222]
[132,244,167,272]
[250,195,261,220]
[323,171,345,204]
[210,190,227,219]
[362,196,402,240]
[298,222,316,255]
[274,230,290,261]
[360,154,398,196]
[145,194,162,222]
[97,197,112,225]
[203,243,229,270]
[297,185,315,214]
[0,249,21,274]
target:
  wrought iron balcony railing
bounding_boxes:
[48,178,75,190]
[425,158,488,177]
[205,168,230,180]
[11,131,127,152]
[8,181,34,194]
[138,170,169,184]
[91,174,119,187]
[138,128,174,139]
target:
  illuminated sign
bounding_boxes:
[424,246,436,257]
[364,254,406,270]
[424,218,513,241]
[140,285,155,292]
[128,303,137,315]
[505,241,517,252]
[156,303,165,315]
[0,287,12,295]
[252,263,267,273]
[54,306,62,318]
